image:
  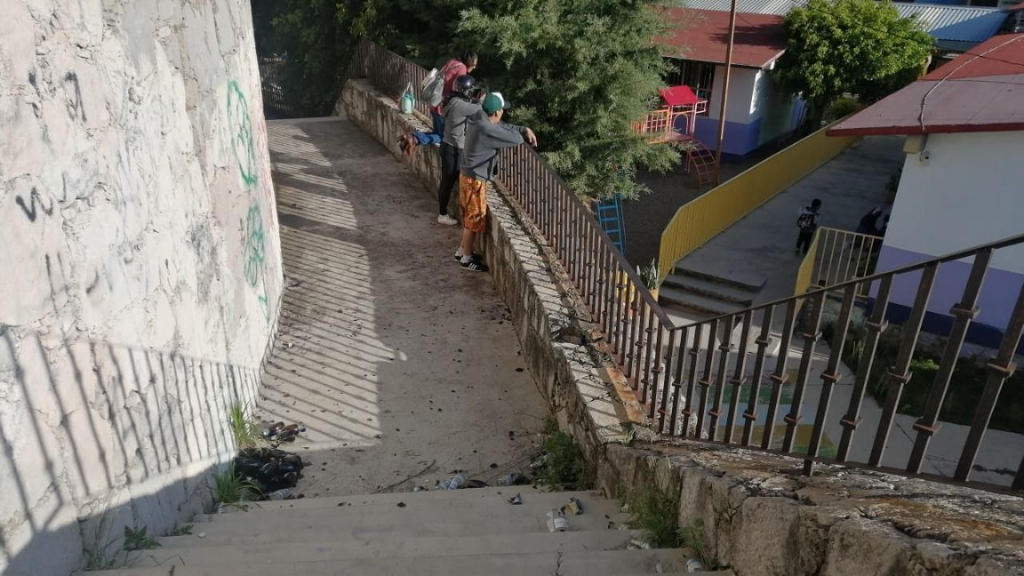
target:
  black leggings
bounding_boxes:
[439,142,460,216]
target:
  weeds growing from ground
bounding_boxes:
[211,462,262,505]
[680,518,718,569]
[229,402,261,450]
[626,487,680,548]
[123,526,160,551]
[534,421,592,490]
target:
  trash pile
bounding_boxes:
[231,422,308,502]
[417,469,532,493]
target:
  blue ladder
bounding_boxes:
[596,196,627,254]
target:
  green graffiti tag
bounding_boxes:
[227,81,258,187]
[227,80,270,321]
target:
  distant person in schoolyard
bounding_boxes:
[456,92,537,272]
[856,206,885,236]
[436,75,483,226]
[795,198,822,255]
[398,51,479,155]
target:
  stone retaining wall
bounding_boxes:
[338,79,1024,576]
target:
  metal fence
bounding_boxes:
[795,227,884,297]
[346,39,1024,492]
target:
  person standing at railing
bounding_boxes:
[457,92,538,272]
[398,51,479,155]
[795,198,822,255]
[437,75,483,226]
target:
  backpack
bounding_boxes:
[796,210,816,231]
[420,68,445,107]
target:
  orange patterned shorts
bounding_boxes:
[459,174,488,233]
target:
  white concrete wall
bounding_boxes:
[885,131,1024,273]
[0,1,282,574]
[705,65,760,123]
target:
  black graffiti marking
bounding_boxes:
[63,72,86,122]
[15,188,54,222]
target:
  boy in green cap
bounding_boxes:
[457,92,537,272]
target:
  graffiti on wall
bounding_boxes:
[227,80,270,320]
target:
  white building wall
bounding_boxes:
[885,131,1024,273]
[705,65,760,123]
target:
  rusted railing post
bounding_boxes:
[696,319,719,438]
[869,263,938,468]
[683,324,704,437]
[709,319,735,441]
[762,300,797,451]
[782,291,826,454]
[804,284,856,475]
[907,250,991,474]
[725,311,753,444]
[955,282,1024,484]
[742,306,773,447]
[837,277,893,462]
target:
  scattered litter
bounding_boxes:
[261,422,306,444]
[496,472,530,486]
[546,509,569,532]
[561,497,583,516]
[197,532,206,539]
[627,538,651,550]
[466,479,489,489]
[397,502,407,508]
[489,463,498,469]
[413,486,426,492]
[508,494,522,505]
[619,503,630,513]
[686,558,704,572]
[267,488,293,501]
[436,473,466,491]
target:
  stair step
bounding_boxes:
[161,491,627,547]
[659,286,747,317]
[661,274,756,305]
[130,530,640,568]
[675,266,766,293]
[92,548,686,576]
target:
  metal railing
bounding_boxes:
[658,125,861,282]
[345,39,1024,492]
[795,227,884,297]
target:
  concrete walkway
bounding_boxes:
[678,136,904,307]
[257,117,548,496]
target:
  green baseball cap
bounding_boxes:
[482,92,510,115]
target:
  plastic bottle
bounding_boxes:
[436,473,465,491]
[267,488,292,500]
[400,84,415,114]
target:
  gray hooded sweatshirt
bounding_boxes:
[461,110,527,183]
[442,96,482,150]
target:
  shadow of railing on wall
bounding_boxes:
[0,326,262,575]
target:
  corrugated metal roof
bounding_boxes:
[679,0,1009,43]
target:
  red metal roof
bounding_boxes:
[657,8,787,69]
[828,34,1024,137]
[659,85,701,106]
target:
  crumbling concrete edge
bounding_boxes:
[337,79,1023,576]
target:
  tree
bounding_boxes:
[459,0,682,200]
[773,0,933,127]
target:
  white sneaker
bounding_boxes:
[437,214,458,226]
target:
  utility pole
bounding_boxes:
[714,0,739,185]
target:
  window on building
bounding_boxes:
[665,58,715,115]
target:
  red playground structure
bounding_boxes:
[632,85,717,189]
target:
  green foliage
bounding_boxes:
[211,463,262,505]
[626,488,680,548]
[229,402,261,450]
[123,526,160,552]
[774,0,933,124]
[262,0,682,200]
[822,322,1024,433]
[459,0,681,200]
[680,518,719,569]
[267,0,363,116]
[638,259,659,290]
[535,430,591,490]
[826,96,863,122]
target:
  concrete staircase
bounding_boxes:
[659,266,765,318]
[91,488,732,575]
